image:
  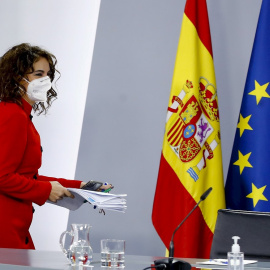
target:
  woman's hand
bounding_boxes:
[49,181,74,202]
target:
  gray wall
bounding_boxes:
[68,0,261,256]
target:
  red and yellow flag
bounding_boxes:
[152,0,225,258]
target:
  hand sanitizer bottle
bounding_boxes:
[227,236,244,270]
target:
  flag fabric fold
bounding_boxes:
[152,0,225,259]
[226,0,270,212]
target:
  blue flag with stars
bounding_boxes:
[226,0,270,211]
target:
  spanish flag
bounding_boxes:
[152,0,225,258]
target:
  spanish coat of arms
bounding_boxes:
[166,77,221,181]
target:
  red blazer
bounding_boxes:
[0,99,81,249]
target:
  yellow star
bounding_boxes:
[248,80,270,104]
[237,114,253,137]
[233,151,253,174]
[246,183,268,207]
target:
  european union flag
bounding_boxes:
[226,0,270,212]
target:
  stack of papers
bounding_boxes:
[47,188,127,213]
[197,259,257,265]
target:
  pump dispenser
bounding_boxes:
[232,236,240,252]
[227,236,244,270]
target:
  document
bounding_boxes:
[197,259,257,265]
[47,188,127,212]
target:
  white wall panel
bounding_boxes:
[0,0,101,250]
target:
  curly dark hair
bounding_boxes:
[0,43,60,114]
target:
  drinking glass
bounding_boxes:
[101,239,125,268]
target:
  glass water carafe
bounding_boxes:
[60,224,93,266]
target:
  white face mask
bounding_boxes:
[23,76,52,102]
